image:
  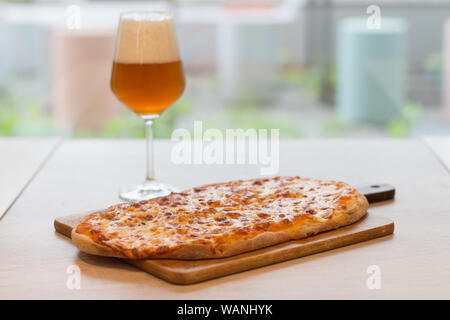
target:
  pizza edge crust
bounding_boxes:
[70,192,369,260]
[71,230,128,258]
[159,192,369,259]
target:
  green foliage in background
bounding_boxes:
[277,46,336,104]
[0,91,53,136]
[322,115,350,138]
[276,46,293,66]
[153,98,193,138]
[321,101,422,138]
[75,98,193,139]
[387,102,422,138]
[424,52,442,73]
[281,63,336,103]
[225,94,303,138]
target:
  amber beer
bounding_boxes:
[111,60,185,115]
[111,12,185,115]
[110,11,186,201]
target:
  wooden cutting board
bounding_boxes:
[54,185,395,285]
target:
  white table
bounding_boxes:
[0,137,59,220]
[1,138,449,299]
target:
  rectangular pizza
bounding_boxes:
[72,176,368,259]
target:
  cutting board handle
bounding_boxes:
[358,184,395,204]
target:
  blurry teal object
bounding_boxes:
[336,17,408,124]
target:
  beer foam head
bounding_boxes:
[115,11,180,64]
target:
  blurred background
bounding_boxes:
[1,0,450,139]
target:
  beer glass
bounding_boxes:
[110,11,185,201]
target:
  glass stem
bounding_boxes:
[145,119,155,183]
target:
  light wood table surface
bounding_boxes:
[0,138,59,220]
[0,138,449,299]
[424,136,450,173]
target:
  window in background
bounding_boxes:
[0,0,449,138]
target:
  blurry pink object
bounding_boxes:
[223,2,273,12]
[51,28,122,133]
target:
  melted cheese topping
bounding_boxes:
[75,176,361,258]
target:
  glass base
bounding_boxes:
[119,180,178,202]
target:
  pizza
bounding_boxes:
[72,176,369,260]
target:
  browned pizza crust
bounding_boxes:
[71,177,369,260]
[71,231,127,258]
